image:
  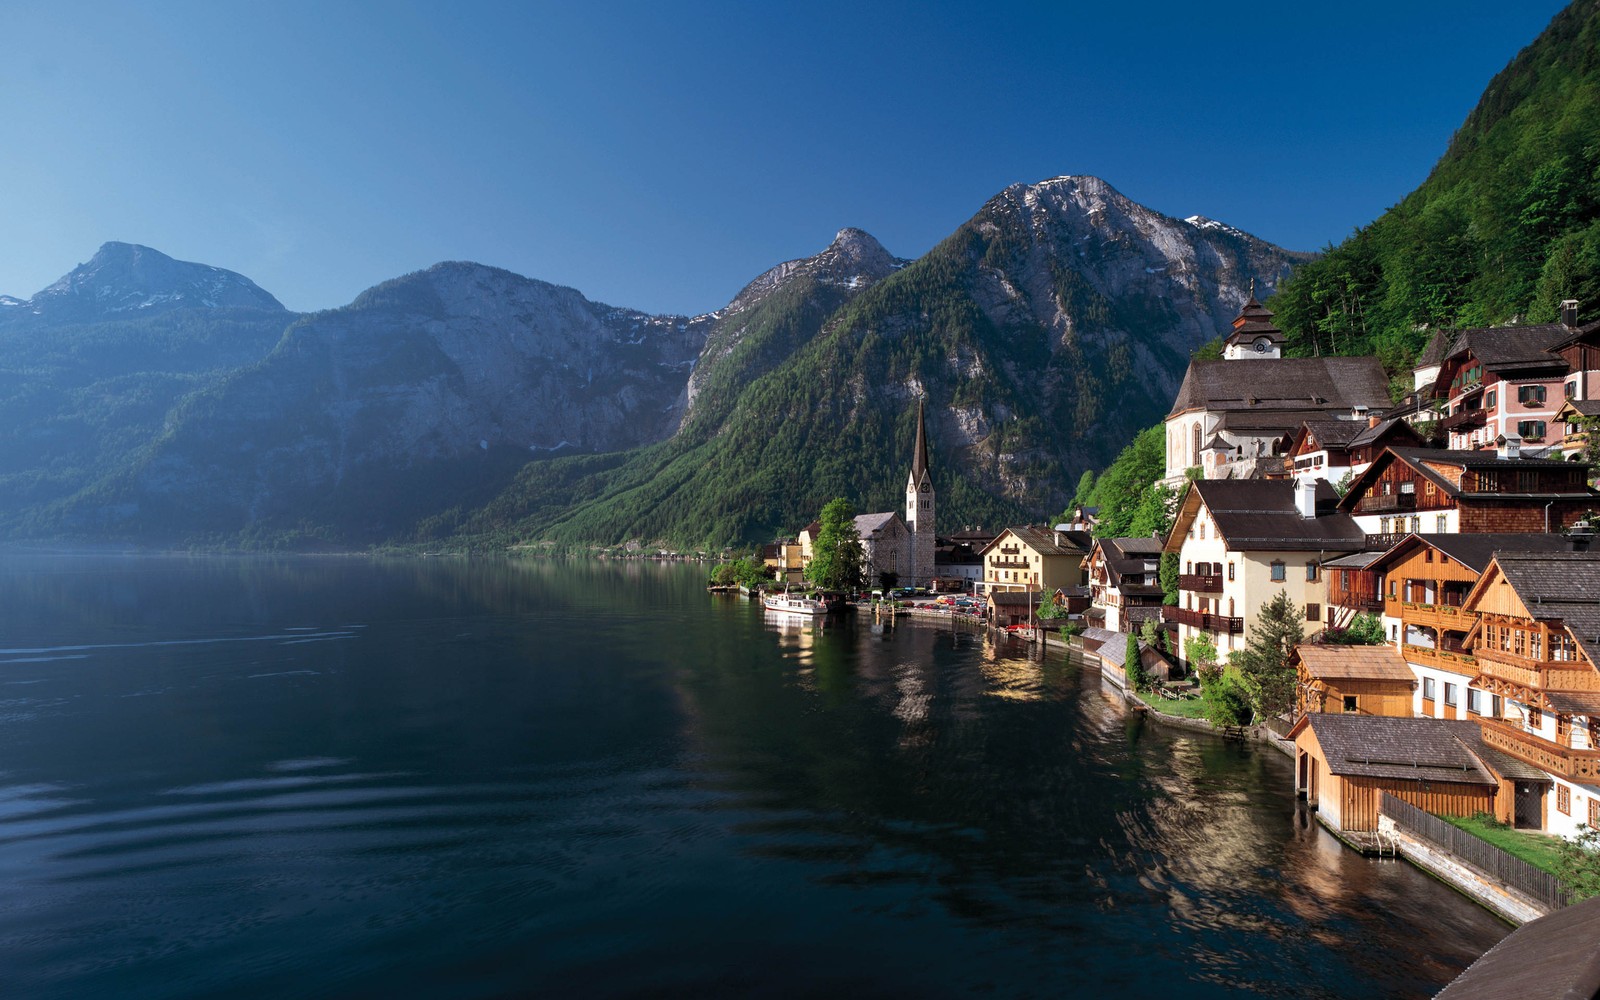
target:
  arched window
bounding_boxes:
[1192,423,1202,466]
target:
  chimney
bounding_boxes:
[1368,414,1381,429]
[1562,299,1580,330]
[1569,519,1594,552]
[1296,479,1317,519]
[1497,431,1522,461]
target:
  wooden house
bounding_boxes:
[1462,550,1600,838]
[1292,645,1415,719]
[1336,445,1599,545]
[1364,533,1576,721]
[1290,714,1527,833]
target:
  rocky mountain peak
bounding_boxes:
[726,228,906,315]
[17,242,287,324]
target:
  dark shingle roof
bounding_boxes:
[1347,416,1420,450]
[1490,551,1600,664]
[989,525,1091,557]
[1098,537,1163,587]
[1190,480,1366,552]
[1298,419,1364,448]
[1168,356,1392,418]
[1424,533,1579,572]
[1443,324,1573,375]
[1434,893,1600,1000]
[1414,328,1451,369]
[1298,715,1497,786]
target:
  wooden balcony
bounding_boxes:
[1162,606,1244,634]
[1399,601,1475,632]
[1441,407,1486,431]
[1179,573,1223,593]
[989,558,1031,570]
[1474,652,1600,695]
[1401,644,1476,673]
[1478,719,1600,782]
[1357,493,1417,513]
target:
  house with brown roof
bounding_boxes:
[978,526,1090,596]
[1083,536,1165,633]
[1290,714,1539,834]
[1423,306,1600,455]
[1163,299,1392,484]
[1283,416,1425,487]
[1363,533,1578,724]
[1292,645,1416,719]
[1336,445,1599,544]
[1463,549,1600,838]
[1162,479,1366,665]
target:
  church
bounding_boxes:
[853,400,937,588]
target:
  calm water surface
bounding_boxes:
[0,555,1506,998]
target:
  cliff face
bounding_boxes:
[472,176,1312,549]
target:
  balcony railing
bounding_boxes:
[989,558,1031,570]
[1162,606,1244,634]
[1478,719,1600,782]
[1441,407,1486,431]
[1179,573,1223,593]
[1358,493,1417,513]
[1474,652,1600,694]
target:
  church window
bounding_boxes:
[1192,423,1202,466]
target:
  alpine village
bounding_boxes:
[11,3,1600,992]
[710,7,1600,980]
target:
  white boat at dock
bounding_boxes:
[761,589,829,616]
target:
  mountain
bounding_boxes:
[0,244,293,515]
[462,176,1310,550]
[1269,1,1600,367]
[6,242,286,326]
[40,262,714,545]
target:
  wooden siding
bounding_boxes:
[1340,777,1496,834]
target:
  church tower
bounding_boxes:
[904,399,936,588]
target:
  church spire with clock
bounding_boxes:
[904,399,935,587]
[1222,283,1285,359]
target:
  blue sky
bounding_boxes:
[0,1,1572,316]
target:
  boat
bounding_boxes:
[761,588,829,616]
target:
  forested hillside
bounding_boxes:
[1270,1,1600,380]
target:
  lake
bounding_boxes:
[0,555,1506,997]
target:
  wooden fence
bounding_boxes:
[1378,792,1572,910]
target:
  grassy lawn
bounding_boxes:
[1444,813,1567,876]
[1137,691,1211,720]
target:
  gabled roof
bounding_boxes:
[1289,714,1497,786]
[1434,893,1600,1000]
[1293,645,1414,683]
[854,511,904,538]
[1168,356,1393,419]
[1556,398,1600,419]
[1347,416,1422,450]
[1168,479,1365,553]
[1470,550,1600,665]
[983,525,1091,557]
[1414,328,1451,369]
[1365,532,1579,576]
[1438,324,1574,377]
[1294,419,1364,450]
[1337,447,1595,511]
[1091,537,1164,588]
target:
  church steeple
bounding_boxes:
[905,399,935,587]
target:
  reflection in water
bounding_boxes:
[0,555,1506,999]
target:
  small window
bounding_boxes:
[1425,549,1434,563]
[1423,677,1436,701]
[1590,797,1599,828]
[1492,695,1503,718]
[1567,382,1578,399]
[1486,389,1497,409]
[1270,561,1285,582]
[1305,563,1318,582]
[1558,784,1571,816]
[1199,523,1206,539]
[1227,562,1235,581]
[1518,420,1547,441]
[1528,706,1543,729]
[1305,603,1321,622]
[1343,695,1358,713]
[1467,689,1483,715]
[1444,683,1458,707]
[1437,515,1448,532]
[1388,578,1396,598]
[1519,384,1547,405]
